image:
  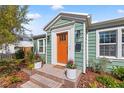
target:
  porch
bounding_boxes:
[21,64,82,88]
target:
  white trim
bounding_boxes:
[117,28,122,58]
[44,15,61,31]
[45,33,47,64]
[44,12,89,31]
[37,38,46,54]
[51,25,75,65]
[86,30,89,67]
[83,23,86,73]
[96,26,124,59]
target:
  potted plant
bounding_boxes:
[66,60,77,79]
[34,53,42,69]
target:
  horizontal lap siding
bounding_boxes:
[47,31,51,64]
[46,19,72,64]
[54,19,71,27]
[75,23,84,70]
[88,30,124,72]
[88,31,96,61]
[33,39,46,61]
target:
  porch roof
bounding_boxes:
[33,34,46,40]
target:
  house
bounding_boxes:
[21,12,124,88]
[34,12,124,73]
[0,44,15,54]
[0,34,34,55]
[33,34,46,61]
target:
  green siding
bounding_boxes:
[88,30,124,72]
[53,19,71,27]
[46,19,72,64]
[75,23,84,70]
[88,31,96,60]
[47,31,51,64]
[33,39,46,61]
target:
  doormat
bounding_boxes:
[54,65,65,69]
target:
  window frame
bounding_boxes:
[99,30,117,57]
[96,27,124,59]
[37,38,45,54]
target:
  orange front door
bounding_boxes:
[57,32,68,64]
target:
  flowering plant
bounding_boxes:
[35,53,41,62]
[66,60,76,69]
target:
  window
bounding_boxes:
[38,39,45,54]
[47,35,50,43]
[58,33,66,41]
[75,30,80,38]
[99,31,117,57]
[75,42,81,52]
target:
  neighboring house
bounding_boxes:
[0,34,34,54]
[33,34,46,61]
[0,44,15,54]
[34,12,124,73]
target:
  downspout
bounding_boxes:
[83,22,86,73]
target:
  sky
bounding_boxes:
[26,5,124,35]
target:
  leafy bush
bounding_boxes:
[15,49,24,59]
[10,76,22,84]
[96,75,124,88]
[112,66,124,81]
[66,60,76,69]
[0,59,21,77]
[90,58,110,73]
[118,82,124,88]
[35,53,41,62]
[26,51,35,63]
[96,76,118,88]
[89,81,97,88]
[27,63,34,70]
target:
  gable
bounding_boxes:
[53,18,72,27]
[44,12,90,31]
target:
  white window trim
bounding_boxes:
[37,38,45,54]
[96,26,124,60]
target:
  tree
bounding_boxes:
[0,5,32,45]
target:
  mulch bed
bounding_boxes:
[77,69,106,88]
[0,71,29,88]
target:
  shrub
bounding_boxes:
[26,51,35,64]
[96,76,118,88]
[27,63,34,70]
[118,82,124,88]
[90,58,110,73]
[112,66,124,81]
[10,76,22,84]
[15,49,24,59]
[0,59,21,77]
[66,60,76,69]
[89,81,97,88]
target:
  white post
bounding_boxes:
[83,22,86,73]
[117,28,122,58]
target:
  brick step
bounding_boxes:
[30,74,63,88]
[20,81,41,88]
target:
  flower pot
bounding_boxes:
[66,68,77,79]
[34,62,42,69]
